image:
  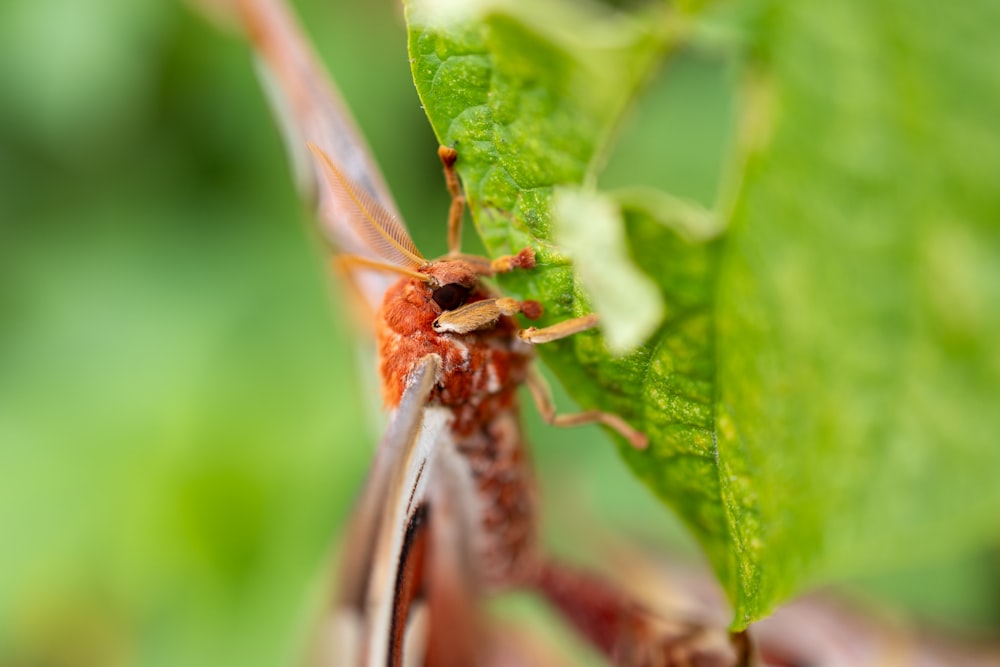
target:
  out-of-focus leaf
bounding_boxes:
[715,0,1000,625]
[0,3,424,665]
[0,0,167,161]
[406,0,1000,627]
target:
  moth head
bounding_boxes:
[307,141,540,331]
[421,259,482,327]
[422,259,479,294]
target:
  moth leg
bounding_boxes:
[438,146,465,256]
[525,364,648,450]
[435,144,537,273]
[490,246,537,274]
[532,559,749,667]
[518,313,601,345]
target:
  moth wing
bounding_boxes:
[234,0,405,311]
[336,352,438,601]
[330,353,485,667]
[326,354,438,666]
[362,414,447,667]
[422,437,485,667]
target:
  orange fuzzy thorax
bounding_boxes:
[377,271,532,436]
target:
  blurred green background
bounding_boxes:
[1,0,997,665]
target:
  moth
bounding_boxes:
[228,0,746,665]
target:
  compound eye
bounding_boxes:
[432,283,471,311]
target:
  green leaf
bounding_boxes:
[406,0,1000,628]
[716,1,1000,625]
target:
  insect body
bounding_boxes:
[231,1,745,664]
[309,142,746,667]
[377,257,540,589]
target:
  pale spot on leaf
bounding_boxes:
[553,188,663,355]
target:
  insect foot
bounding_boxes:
[534,560,746,667]
[612,623,747,667]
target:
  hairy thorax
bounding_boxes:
[377,276,533,436]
